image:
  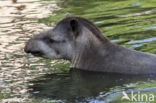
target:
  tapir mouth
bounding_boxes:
[24,47,44,57]
[30,51,44,57]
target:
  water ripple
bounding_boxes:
[127,37,156,44]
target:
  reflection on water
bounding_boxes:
[144,26,156,29]
[127,37,156,44]
[29,69,156,103]
[130,2,142,6]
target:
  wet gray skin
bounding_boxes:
[24,16,156,74]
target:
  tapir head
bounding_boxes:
[25,16,108,61]
[24,16,85,61]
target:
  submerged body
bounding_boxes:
[24,16,156,74]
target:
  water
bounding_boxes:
[0,0,58,102]
[29,69,156,103]
[28,0,156,102]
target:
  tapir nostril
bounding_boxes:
[24,47,29,53]
[24,46,31,53]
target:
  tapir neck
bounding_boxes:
[71,27,112,70]
[71,41,156,74]
[71,40,113,71]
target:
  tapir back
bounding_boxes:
[100,45,156,74]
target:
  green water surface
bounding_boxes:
[30,0,156,103]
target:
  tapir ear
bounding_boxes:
[70,19,80,37]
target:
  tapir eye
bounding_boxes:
[44,38,56,43]
[44,37,66,44]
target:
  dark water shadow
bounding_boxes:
[28,69,156,103]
